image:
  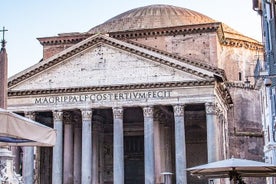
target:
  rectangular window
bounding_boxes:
[238,72,242,81]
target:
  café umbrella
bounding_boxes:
[187,157,276,184]
[0,108,56,147]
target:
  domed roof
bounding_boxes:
[88,4,217,33]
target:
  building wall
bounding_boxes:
[220,46,260,82]
[130,32,214,64]
[228,87,263,158]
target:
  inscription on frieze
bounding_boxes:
[34,90,172,105]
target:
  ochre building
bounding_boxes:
[7,4,264,184]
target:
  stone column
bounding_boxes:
[52,110,63,184]
[73,116,82,184]
[23,111,35,184]
[153,109,162,183]
[63,112,74,184]
[205,102,219,163]
[81,109,93,184]
[112,107,124,184]
[92,121,101,184]
[173,104,187,184]
[164,123,172,174]
[143,106,155,184]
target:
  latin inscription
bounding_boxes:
[34,90,171,104]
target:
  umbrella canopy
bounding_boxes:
[187,157,276,183]
[0,108,56,146]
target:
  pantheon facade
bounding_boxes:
[7,4,264,184]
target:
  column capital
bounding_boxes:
[24,111,36,120]
[143,106,154,118]
[205,102,221,115]
[81,109,93,121]
[63,111,73,124]
[113,107,123,119]
[53,110,63,121]
[153,108,165,122]
[173,104,185,117]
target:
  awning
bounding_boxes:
[0,108,56,146]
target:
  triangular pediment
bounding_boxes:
[8,34,225,92]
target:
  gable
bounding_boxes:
[8,34,223,92]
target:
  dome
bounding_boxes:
[88,4,217,33]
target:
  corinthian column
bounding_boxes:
[63,112,74,184]
[205,102,219,163]
[143,106,155,184]
[81,109,93,184]
[52,110,63,184]
[113,107,124,184]
[23,111,35,184]
[173,104,187,184]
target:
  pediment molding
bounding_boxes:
[8,34,222,88]
[8,80,215,97]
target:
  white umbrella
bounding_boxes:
[0,108,56,146]
[187,157,276,184]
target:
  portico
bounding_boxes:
[8,82,227,183]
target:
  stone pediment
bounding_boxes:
[8,34,225,92]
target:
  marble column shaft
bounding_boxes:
[63,112,74,184]
[73,121,82,184]
[52,110,63,184]
[92,122,100,184]
[81,109,93,184]
[23,111,35,184]
[205,102,219,163]
[113,107,124,184]
[173,105,187,184]
[143,106,155,184]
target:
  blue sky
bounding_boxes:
[2,0,261,77]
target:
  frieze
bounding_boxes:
[8,80,215,97]
[34,90,172,105]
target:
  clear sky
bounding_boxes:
[2,0,262,77]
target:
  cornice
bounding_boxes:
[224,81,256,90]
[222,38,263,50]
[8,35,215,88]
[8,80,215,97]
[215,83,233,105]
[108,22,222,39]
[37,33,92,46]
